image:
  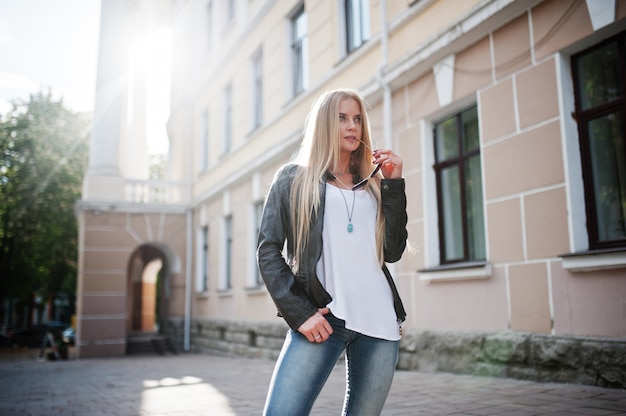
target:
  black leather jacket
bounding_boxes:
[257,163,407,331]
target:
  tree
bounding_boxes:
[0,92,90,327]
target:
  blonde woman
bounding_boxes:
[257,88,407,415]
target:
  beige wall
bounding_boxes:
[166,0,626,340]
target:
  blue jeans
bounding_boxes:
[263,314,399,416]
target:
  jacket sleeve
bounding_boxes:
[256,164,319,330]
[381,178,408,263]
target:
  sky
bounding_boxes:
[0,0,101,114]
[0,0,170,154]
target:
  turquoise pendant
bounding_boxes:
[347,223,353,233]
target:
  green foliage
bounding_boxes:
[0,92,89,308]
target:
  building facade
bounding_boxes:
[76,0,626,384]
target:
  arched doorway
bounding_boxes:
[126,243,176,354]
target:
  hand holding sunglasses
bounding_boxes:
[373,148,403,180]
[351,142,403,190]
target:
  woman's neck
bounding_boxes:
[329,158,353,189]
[331,158,351,176]
[331,168,349,176]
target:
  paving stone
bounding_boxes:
[0,351,624,415]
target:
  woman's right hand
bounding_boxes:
[298,308,333,343]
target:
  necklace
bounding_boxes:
[328,173,357,233]
[335,183,356,233]
[330,172,351,190]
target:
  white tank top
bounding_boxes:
[316,183,400,341]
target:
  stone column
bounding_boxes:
[82,0,134,201]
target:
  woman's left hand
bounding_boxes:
[373,149,403,179]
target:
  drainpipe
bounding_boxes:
[183,52,196,351]
[379,0,392,150]
[184,208,192,351]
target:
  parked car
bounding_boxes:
[7,327,47,348]
[7,322,69,348]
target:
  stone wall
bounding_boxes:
[167,318,626,389]
[167,318,287,360]
[397,330,626,388]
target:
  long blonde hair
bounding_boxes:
[290,89,385,272]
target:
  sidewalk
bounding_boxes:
[0,350,624,415]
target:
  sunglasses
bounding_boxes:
[351,140,382,190]
[352,163,381,190]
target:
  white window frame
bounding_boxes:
[195,226,209,293]
[344,0,370,54]
[250,47,263,132]
[289,5,308,98]
[200,109,209,173]
[219,214,233,291]
[419,100,492,282]
[246,200,264,288]
[226,0,235,23]
[222,83,232,155]
[556,49,626,272]
[205,1,213,52]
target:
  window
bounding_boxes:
[572,33,626,249]
[223,83,232,154]
[251,48,263,131]
[200,110,209,172]
[345,0,370,54]
[226,0,235,23]
[196,226,209,293]
[291,5,308,97]
[433,106,486,264]
[251,200,264,287]
[220,215,233,290]
[205,1,213,51]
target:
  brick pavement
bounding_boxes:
[0,350,624,415]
